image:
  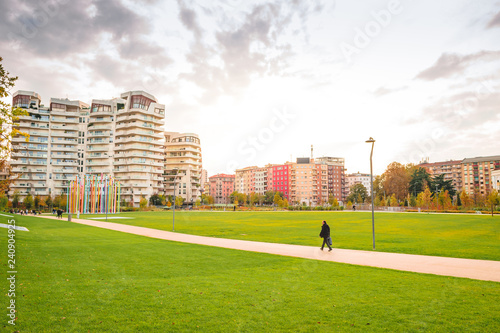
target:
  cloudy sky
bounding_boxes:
[1,0,499,176]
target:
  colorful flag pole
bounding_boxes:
[67,174,121,215]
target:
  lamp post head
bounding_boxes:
[365,137,375,143]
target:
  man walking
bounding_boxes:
[319,220,332,251]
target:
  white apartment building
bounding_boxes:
[254,167,267,195]
[10,90,165,206]
[10,91,89,199]
[345,172,371,196]
[163,132,202,204]
[492,169,500,191]
[112,91,165,205]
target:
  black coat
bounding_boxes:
[319,223,330,238]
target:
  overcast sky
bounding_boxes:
[1,0,499,176]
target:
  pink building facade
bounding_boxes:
[209,173,235,204]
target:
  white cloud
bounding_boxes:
[1,0,500,177]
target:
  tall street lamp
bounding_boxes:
[365,137,376,250]
[172,168,179,231]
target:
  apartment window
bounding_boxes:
[51,103,66,110]
[91,104,111,113]
[131,95,153,110]
[13,95,30,108]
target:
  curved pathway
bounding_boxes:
[41,216,500,282]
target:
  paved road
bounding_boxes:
[41,215,500,282]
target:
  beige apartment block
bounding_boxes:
[289,158,324,206]
[164,132,202,204]
[200,169,208,191]
[235,166,257,195]
[462,156,500,196]
[86,97,120,177]
[418,159,462,193]
[315,156,346,202]
[288,158,330,206]
[10,91,89,199]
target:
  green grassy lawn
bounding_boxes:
[79,211,500,261]
[1,215,499,332]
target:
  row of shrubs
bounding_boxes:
[287,206,345,211]
[406,209,500,214]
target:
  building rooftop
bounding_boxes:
[51,98,89,108]
[419,160,463,167]
[209,173,235,179]
[462,156,500,164]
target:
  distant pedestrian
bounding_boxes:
[319,220,332,251]
[353,204,356,211]
[57,209,63,219]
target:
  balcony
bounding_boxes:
[88,131,111,137]
[11,184,31,188]
[13,166,47,173]
[12,152,47,158]
[115,152,162,159]
[86,168,111,174]
[86,161,110,166]
[12,137,30,143]
[11,160,48,166]
[116,114,145,123]
[114,144,163,152]
[51,131,78,138]
[117,107,149,117]
[88,117,112,123]
[115,129,162,137]
[18,122,46,129]
[115,137,154,144]
[165,146,200,154]
[51,117,78,123]
[20,115,50,122]
[89,109,113,117]
[113,167,154,173]
[50,146,76,152]
[86,145,109,152]
[51,124,79,131]
[87,153,109,159]
[52,168,77,173]
[87,125,111,130]
[50,153,76,158]
[115,159,162,166]
[52,138,77,145]
[27,131,50,138]
[54,183,71,188]
[88,139,110,144]
[50,110,79,117]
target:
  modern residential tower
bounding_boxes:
[163,132,203,204]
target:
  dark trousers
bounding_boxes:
[321,237,332,250]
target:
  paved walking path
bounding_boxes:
[41,215,500,283]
